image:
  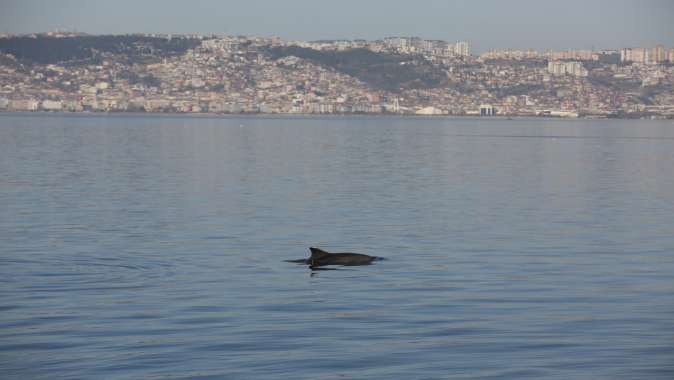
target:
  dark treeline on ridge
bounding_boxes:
[267,46,447,92]
[0,35,202,64]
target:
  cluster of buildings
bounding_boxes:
[620,45,674,65]
[289,37,470,58]
[481,46,674,65]
[1,34,673,118]
[547,61,588,77]
[480,48,607,61]
[382,37,469,57]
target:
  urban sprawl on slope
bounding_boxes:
[1,33,673,118]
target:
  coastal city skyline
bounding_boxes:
[1,32,673,118]
[1,0,673,53]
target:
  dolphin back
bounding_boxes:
[308,247,378,267]
[309,247,331,260]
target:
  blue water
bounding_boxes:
[1,114,674,379]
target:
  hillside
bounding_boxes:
[267,46,447,92]
[0,35,202,64]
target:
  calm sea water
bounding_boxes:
[1,114,674,379]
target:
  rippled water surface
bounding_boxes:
[1,114,674,379]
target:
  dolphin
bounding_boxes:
[286,247,381,268]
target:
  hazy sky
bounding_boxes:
[1,0,672,52]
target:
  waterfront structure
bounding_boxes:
[480,104,497,116]
[415,106,443,115]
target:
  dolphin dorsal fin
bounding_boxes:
[309,247,331,259]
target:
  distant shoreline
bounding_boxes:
[1,111,671,121]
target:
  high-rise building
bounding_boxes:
[622,46,668,64]
[656,44,666,63]
[409,37,423,51]
[645,48,654,64]
[548,61,563,75]
[631,48,646,63]
[444,42,455,56]
[383,37,407,50]
[669,48,674,63]
[548,61,587,77]
[620,48,632,62]
[455,41,470,56]
[422,40,435,53]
